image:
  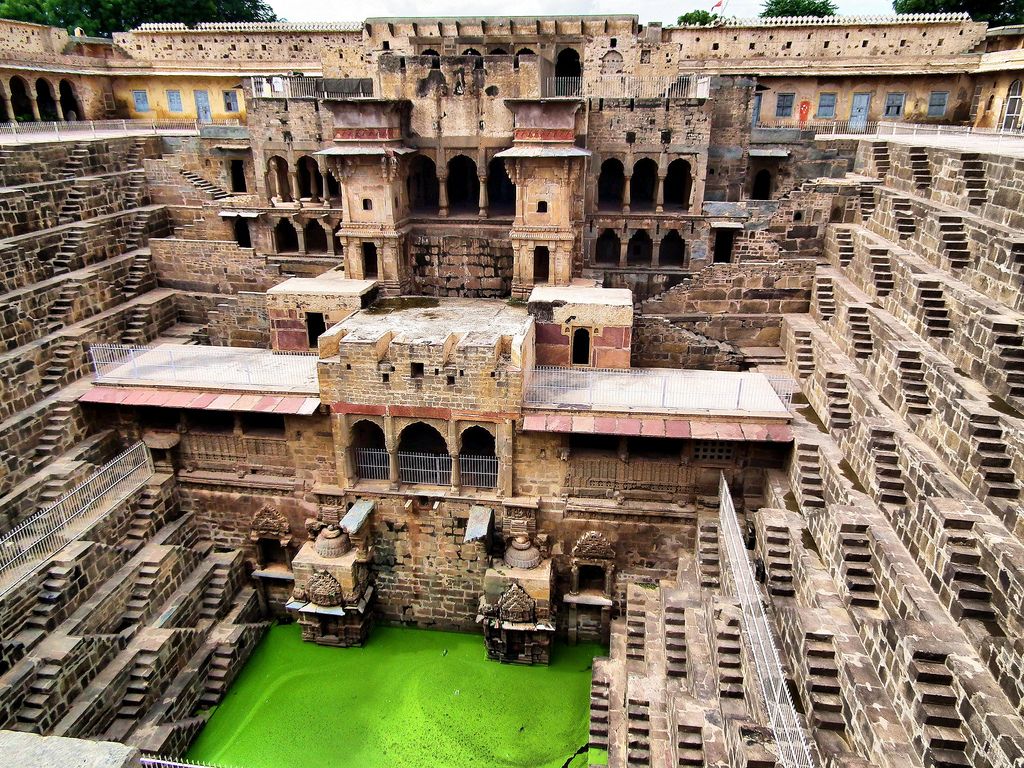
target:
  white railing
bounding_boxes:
[355,447,389,481]
[755,119,881,134]
[543,75,711,100]
[0,118,212,139]
[755,118,1024,140]
[459,454,498,489]
[140,758,223,768]
[89,344,320,392]
[718,472,819,768]
[524,366,792,415]
[250,76,373,100]
[398,451,452,486]
[0,442,153,593]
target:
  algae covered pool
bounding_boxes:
[187,623,606,768]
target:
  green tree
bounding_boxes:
[676,10,721,25]
[0,0,278,36]
[760,0,837,16]
[892,0,1023,27]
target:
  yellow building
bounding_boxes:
[112,75,246,122]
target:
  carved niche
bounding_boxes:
[306,570,344,607]
[497,582,536,624]
[572,531,615,561]
[251,504,290,541]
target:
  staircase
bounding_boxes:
[116,649,158,720]
[944,533,997,624]
[871,143,891,179]
[697,523,721,590]
[815,275,835,321]
[589,672,611,752]
[676,722,703,767]
[858,185,877,218]
[57,187,87,225]
[24,563,75,633]
[825,374,852,429]
[123,564,160,625]
[40,340,78,397]
[840,526,879,609]
[179,169,230,200]
[625,696,651,767]
[124,489,162,548]
[60,145,91,180]
[847,305,874,358]
[792,328,815,377]
[968,414,1019,500]
[625,603,646,663]
[124,173,148,209]
[908,147,931,188]
[124,138,147,169]
[937,216,971,270]
[892,197,915,239]
[713,613,744,699]
[835,228,854,267]
[663,602,687,678]
[48,279,83,330]
[199,562,232,621]
[761,524,795,597]
[52,230,83,275]
[14,660,61,731]
[122,252,153,300]
[796,445,826,510]
[120,305,150,345]
[804,633,845,732]
[896,348,931,416]
[961,154,987,207]
[33,404,76,470]
[991,320,1024,400]
[917,281,952,338]
[868,247,895,296]
[909,651,970,768]
[870,428,907,505]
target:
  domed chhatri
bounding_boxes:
[503,534,541,570]
[314,524,351,559]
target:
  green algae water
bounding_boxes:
[187,623,604,768]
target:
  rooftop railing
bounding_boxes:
[0,442,153,595]
[543,74,711,100]
[90,343,320,393]
[250,76,374,99]
[756,118,1024,139]
[524,366,793,415]
[718,472,819,768]
[0,118,218,140]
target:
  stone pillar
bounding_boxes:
[497,420,513,497]
[450,452,461,493]
[438,172,449,218]
[295,223,306,253]
[619,236,629,268]
[1,92,13,123]
[335,414,355,487]
[622,174,631,213]
[289,171,301,207]
[53,93,64,122]
[655,173,665,213]
[652,234,662,268]
[385,418,400,489]
[28,87,40,121]
[478,174,488,218]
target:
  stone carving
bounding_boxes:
[572,531,615,561]
[503,534,541,569]
[314,524,351,558]
[251,504,289,540]
[497,582,535,623]
[306,570,343,607]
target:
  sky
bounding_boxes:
[267,0,898,25]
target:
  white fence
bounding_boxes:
[459,454,498,489]
[250,76,374,99]
[755,118,1024,139]
[357,449,498,488]
[0,118,215,139]
[0,442,153,593]
[398,451,452,486]
[89,344,320,392]
[524,366,793,414]
[718,472,819,768]
[543,75,711,100]
[355,447,389,481]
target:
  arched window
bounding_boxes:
[533,246,550,283]
[600,50,624,74]
[571,328,591,366]
[487,157,515,216]
[407,155,439,214]
[266,155,291,202]
[304,220,328,253]
[664,159,692,211]
[462,47,484,69]
[514,47,535,69]
[659,231,685,267]
[398,422,450,485]
[630,158,658,211]
[461,425,495,456]
[595,229,620,265]
[233,217,251,248]
[752,168,772,200]
[627,230,653,265]
[9,77,33,121]
[58,80,81,121]
[35,79,58,121]
[422,49,441,69]
[1003,80,1022,131]
[462,47,482,56]
[460,425,497,488]
[446,155,479,215]
[598,158,625,210]
[361,242,378,278]
[274,219,298,253]
[352,420,387,480]
[555,49,582,95]
[489,48,509,55]
[296,156,323,201]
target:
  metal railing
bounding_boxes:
[718,472,819,768]
[755,119,880,134]
[140,758,223,768]
[524,366,793,414]
[459,454,498,489]
[755,118,1024,139]
[0,118,217,139]
[250,76,374,100]
[355,447,389,481]
[0,442,153,593]
[89,344,320,392]
[398,451,452,486]
[543,75,711,100]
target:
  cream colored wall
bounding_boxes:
[114,76,246,121]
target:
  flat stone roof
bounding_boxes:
[268,275,376,297]
[528,285,633,307]
[334,298,531,346]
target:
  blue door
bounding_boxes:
[752,93,762,126]
[850,93,871,131]
[193,90,212,123]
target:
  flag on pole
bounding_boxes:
[711,0,725,9]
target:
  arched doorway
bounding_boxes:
[489,48,509,55]
[352,420,387,480]
[571,328,591,366]
[304,221,328,253]
[664,159,692,210]
[752,169,772,200]
[35,79,58,121]
[598,159,625,210]
[266,155,291,202]
[533,246,550,283]
[233,217,251,248]
[595,229,620,265]
[296,156,323,201]
[9,77,33,121]
[627,230,653,265]
[407,155,439,214]
[659,231,685,267]
[514,47,535,69]
[460,425,497,488]
[1003,80,1022,131]
[422,49,441,69]
[274,219,298,253]
[58,80,81,120]
[446,155,479,215]
[630,158,658,211]
[398,422,451,485]
[487,157,515,216]
[361,242,378,278]
[555,49,582,95]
